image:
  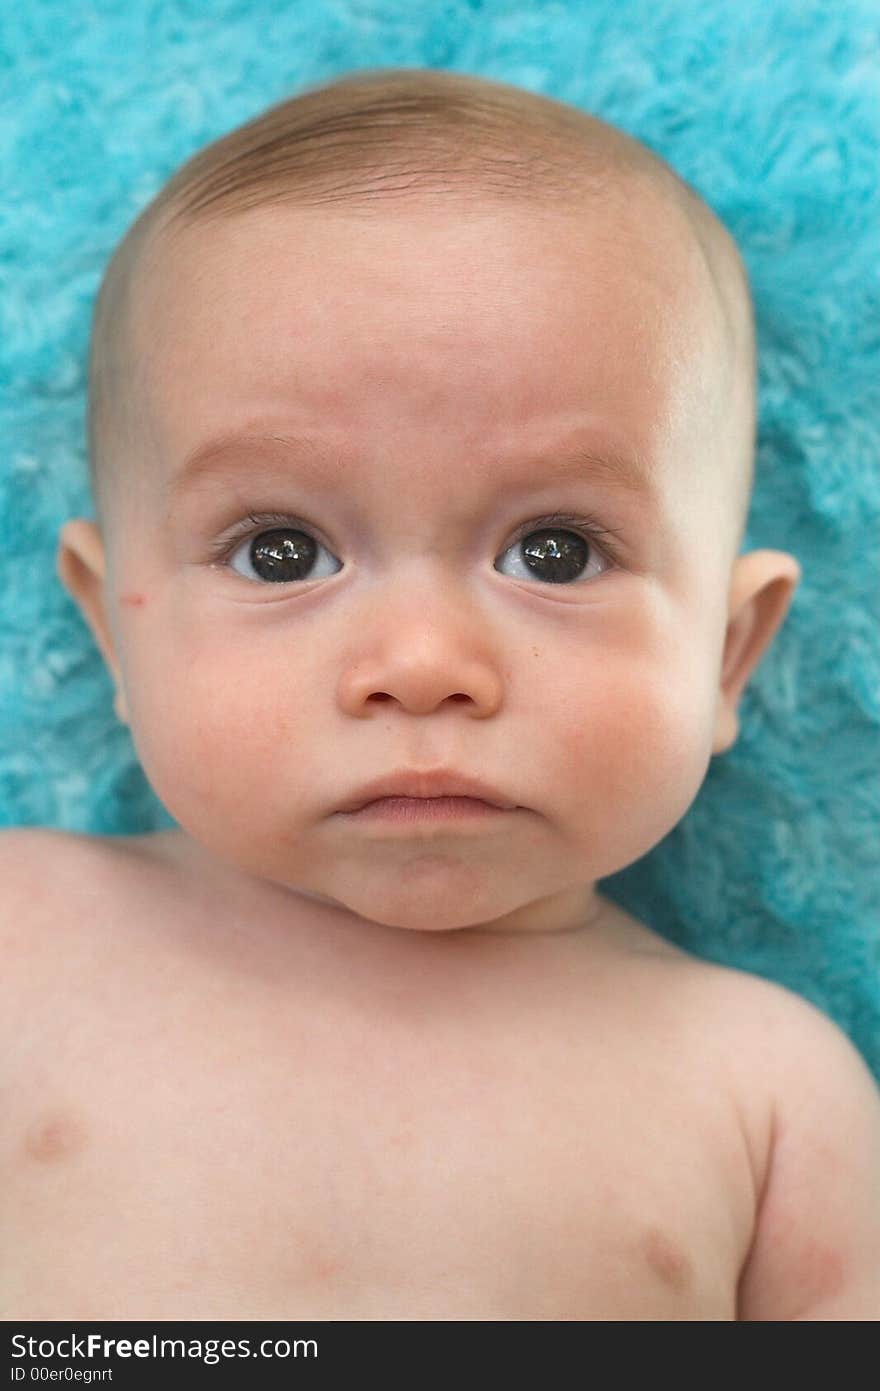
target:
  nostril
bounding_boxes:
[365,690,470,704]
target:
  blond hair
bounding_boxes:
[87,67,754,534]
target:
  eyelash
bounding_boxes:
[208,509,627,571]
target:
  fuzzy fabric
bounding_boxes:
[2,0,878,1078]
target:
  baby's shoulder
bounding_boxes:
[670,951,873,1094]
[0,824,121,915]
[692,955,870,1070]
[680,953,879,1153]
[0,827,132,1006]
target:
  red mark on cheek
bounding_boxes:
[120,592,147,608]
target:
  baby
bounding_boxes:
[4,68,879,1320]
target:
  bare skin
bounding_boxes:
[3,825,879,1320]
[0,827,768,1319]
[11,188,877,1318]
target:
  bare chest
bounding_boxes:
[2,958,750,1320]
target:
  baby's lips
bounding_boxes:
[337,769,519,813]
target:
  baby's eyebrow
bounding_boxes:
[168,432,335,502]
[166,429,656,503]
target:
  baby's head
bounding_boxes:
[58,69,800,934]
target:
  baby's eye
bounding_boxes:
[225,526,342,584]
[217,512,619,586]
[495,522,613,586]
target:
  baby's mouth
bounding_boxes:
[341,795,514,824]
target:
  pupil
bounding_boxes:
[522,529,589,583]
[250,529,316,582]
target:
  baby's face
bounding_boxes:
[78,191,745,933]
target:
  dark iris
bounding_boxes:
[521,529,589,584]
[244,526,590,585]
[249,529,317,582]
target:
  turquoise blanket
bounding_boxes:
[1,0,877,1077]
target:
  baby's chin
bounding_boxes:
[291,872,524,934]
[171,825,503,932]
[248,855,541,934]
[179,826,596,935]
[278,866,599,936]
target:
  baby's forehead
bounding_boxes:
[123,187,743,515]
[136,203,722,449]
[94,111,752,547]
[137,168,732,342]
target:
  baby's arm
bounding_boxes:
[737,986,880,1320]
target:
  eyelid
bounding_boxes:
[505,511,626,568]
[208,511,330,563]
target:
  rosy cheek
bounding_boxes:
[120,592,148,608]
[557,660,708,818]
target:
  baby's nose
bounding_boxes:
[335,576,503,718]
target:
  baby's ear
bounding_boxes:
[712,549,801,755]
[57,519,129,725]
